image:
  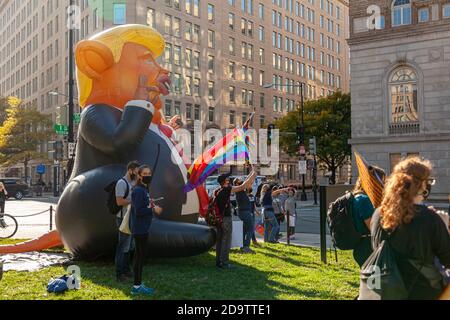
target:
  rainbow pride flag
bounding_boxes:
[183,128,250,193]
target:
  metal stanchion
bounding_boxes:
[49,205,53,231]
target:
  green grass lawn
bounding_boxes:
[0,239,360,300]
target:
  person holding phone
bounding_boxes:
[129,165,163,296]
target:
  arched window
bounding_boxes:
[392,0,411,26]
[389,66,418,124]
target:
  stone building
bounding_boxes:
[0,0,350,186]
[348,0,450,200]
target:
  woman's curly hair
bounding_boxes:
[380,157,432,231]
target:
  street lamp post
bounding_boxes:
[299,83,307,201]
[263,82,308,201]
[67,0,76,182]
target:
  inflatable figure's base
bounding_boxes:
[65,219,216,261]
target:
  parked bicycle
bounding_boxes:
[0,214,18,239]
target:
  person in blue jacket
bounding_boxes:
[351,166,386,267]
[130,165,163,296]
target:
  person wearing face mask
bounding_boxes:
[115,161,140,282]
[370,157,450,299]
[234,173,257,254]
[130,165,163,296]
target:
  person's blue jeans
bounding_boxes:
[115,217,133,276]
[263,208,279,243]
[250,211,257,242]
[238,210,254,248]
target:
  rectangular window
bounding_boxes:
[229,86,236,103]
[208,4,215,22]
[174,46,181,65]
[443,4,450,18]
[165,100,172,117]
[173,17,181,37]
[208,55,214,72]
[229,110,236,125]
[193,78,200,95]
[193,51,200,69]
[185,49,192,68]
[194,105,200,120]
[229,13,235,30]
[147,8,155,28]
[208,81,215,99]
[208,107,215,123]
[164,15,172,34]
[208,30,215,48]
[193,0,200,17]
[186,103,192,119]
[418,8,430,22]
[185,76,192,95]
[113,4,126,25]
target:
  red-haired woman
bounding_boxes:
[370,157,450,299]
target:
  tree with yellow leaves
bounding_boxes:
[0,97,53,180]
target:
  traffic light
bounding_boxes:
[296,126,305,145]
[309,137,317,155]
[48,141,64,161]
[56,105,69,126]
[267,124,275,142]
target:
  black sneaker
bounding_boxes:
[0,219,7,228]
[219,263,235,269]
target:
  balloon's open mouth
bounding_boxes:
[157,74,171,96]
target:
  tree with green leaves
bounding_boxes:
[0,98,54,180]
[275,92,351,184]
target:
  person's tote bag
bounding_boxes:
[119,209,132,235]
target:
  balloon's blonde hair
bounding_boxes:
[76,24,165,107]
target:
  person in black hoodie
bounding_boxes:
[371,157,450,300]
[130,165,162,296]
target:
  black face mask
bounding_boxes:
[130,174,137,181]
[142,176,153,186]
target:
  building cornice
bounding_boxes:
[349,133,450,145]
[348,23,450,46]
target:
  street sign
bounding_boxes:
[36,164,46,175]
[68,142,76,159]
[298,160,307,175]
[54,124,68,135]
[73,113,81,124]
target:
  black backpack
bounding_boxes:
[205,188,223,227]
[359,223,421,300]
[327,192,363,250]
[104,178,129,216]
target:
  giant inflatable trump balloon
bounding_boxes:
[0,24,215,260]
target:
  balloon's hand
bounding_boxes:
[153,206,163,216]
[134,75,160,106]
[168,115,183,130]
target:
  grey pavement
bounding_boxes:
[2,197,57,239]
[252,200,332,248]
